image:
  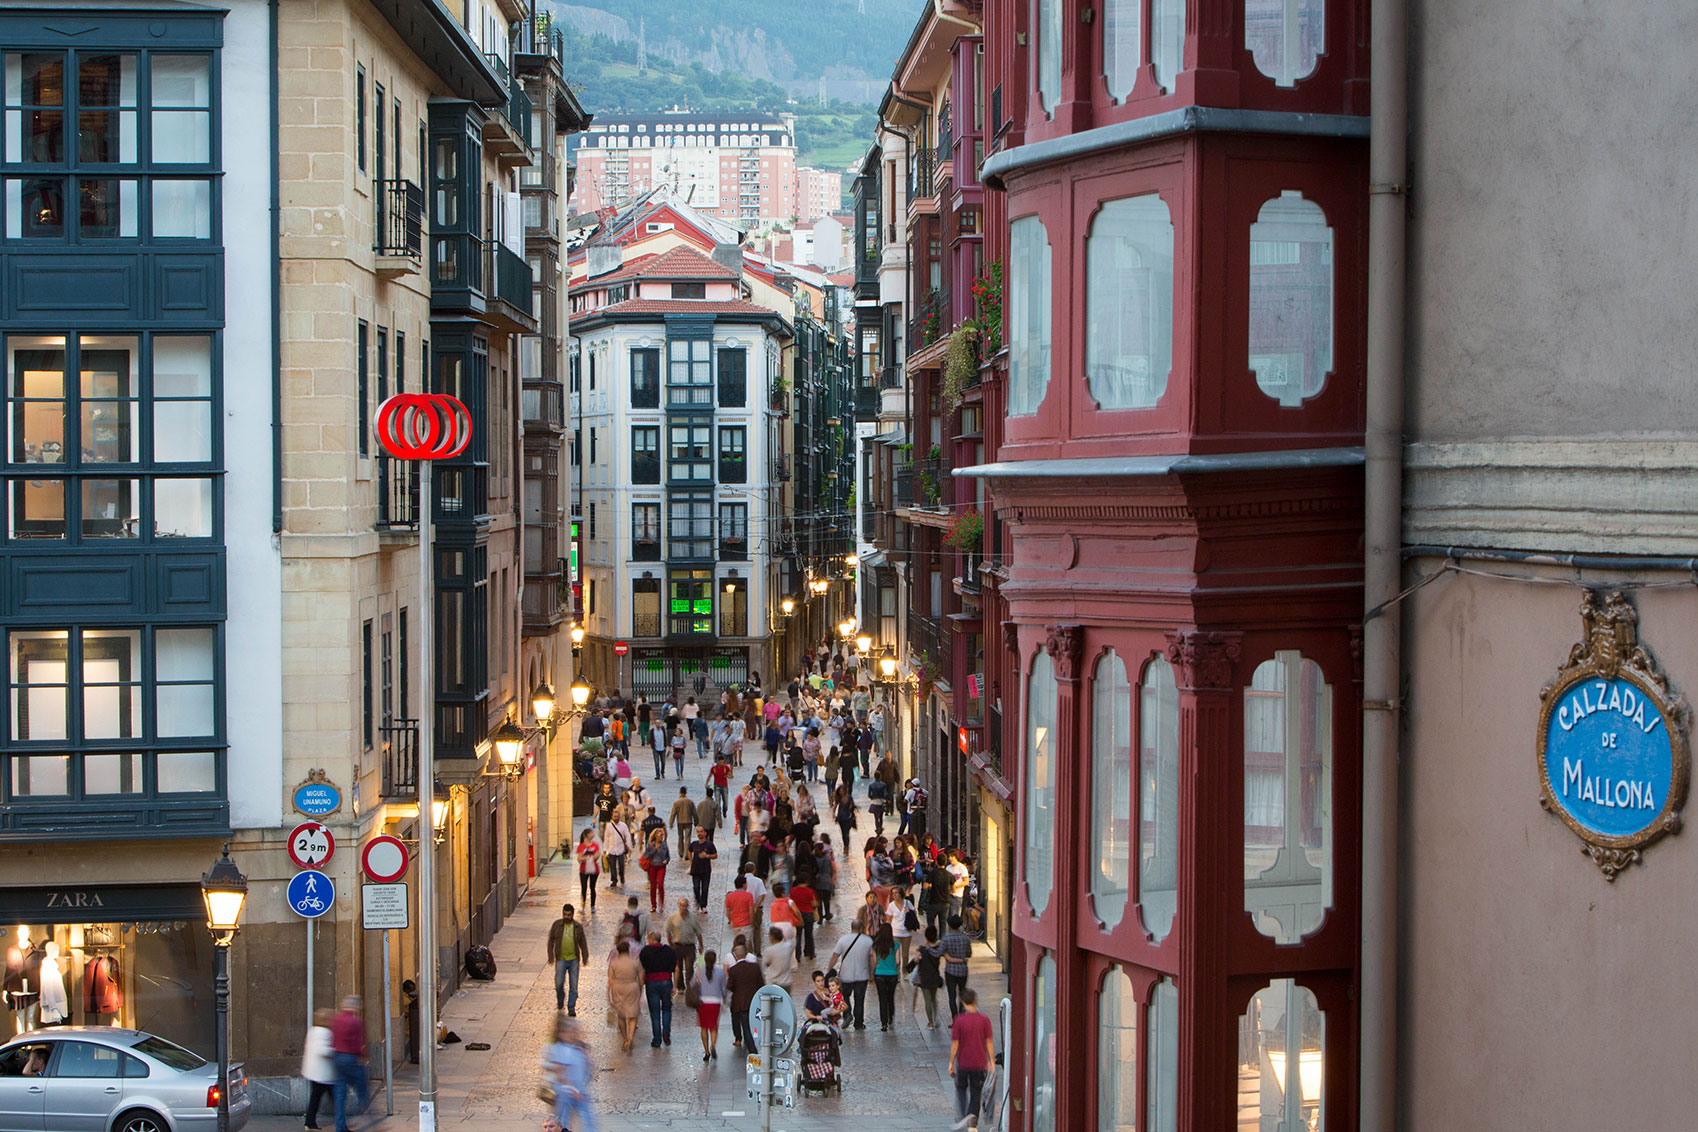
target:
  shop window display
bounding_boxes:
[3,920,213,1052]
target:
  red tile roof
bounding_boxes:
[584,298,784,320]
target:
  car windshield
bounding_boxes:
[130,1036,207,1071]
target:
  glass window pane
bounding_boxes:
[8,177,67,237]
[150,56,210,107]
[84,751,140,795]
[1238,980,1325,1130]
[1247,0,1325,87]
[1139,655,1180,941]
[10,478,65,539]
[156,685,214,737]
[153,401,212,463]
[9,754,69,796]
[156,750,216,792]
[6,54,65,107]
[79,54,137,107]
[156,628,214,682]
[1024,650,1057,916]
[1091,650,1132,929]
[82,628,141,740]
[78,178,138,237]
[80,337,140,463]
[1104,0,1142,102]
[1034,0,1063,113]
[1249,191,1333,407]
[1153,0,1185,93]
[151,110,209,163]
[153,336,213,397]
[1032,955,1058,1132]
[78,110,137,164]
[153,477,213,537]
[1146,979,1178,1132]
[9,336,66,464]
[1098,969,1137,1132]
[1087,195,1174,410]
[1008,216,1052,417]
[80,477,140,537]
[11,630,69,741]
[151,179,211,238]
[1244,651,1333,943]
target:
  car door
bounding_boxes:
[41,1040,123,1132]
[0,1040,52,1131]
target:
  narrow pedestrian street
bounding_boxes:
[254,737,1007,1131]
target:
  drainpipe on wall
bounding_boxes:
[1361,0,1410,1124]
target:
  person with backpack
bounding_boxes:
[868,775,890,836]
[925,857,953,939]
[905,779,931,842]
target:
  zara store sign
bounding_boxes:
[1537,591,1690,880]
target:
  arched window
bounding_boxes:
[1146,977,1178,1132]
[1033,954,1059,1132]
[1153,0,1186,93]
[1098,968,1138,1131]
[1086,194,1174,410]
[1238,980,1325,1128]
[1008,216,1053,417]
[1034,0,1063,113]
[1138,655,1180,941]
[1024,650,1058,916]
[1091,650,1132,928]
[1104,0,1142,102]
[1249,191,1333,408]
[1246,0,1325,87]
[1243,650,1333,943]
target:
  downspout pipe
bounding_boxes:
[1361,0,1410,1124]
[270,0,283,534]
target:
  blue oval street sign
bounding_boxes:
[1542,676,1673,839]
[287,870,335,918]
[294,782,341,817]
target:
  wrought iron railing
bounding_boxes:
[375,178,423,258]
[936,101,954,179]
[380,720,419,796]
[908,145,935,202]
[771,454,792,481]
[633,609,662,637]
[377,457,419,529]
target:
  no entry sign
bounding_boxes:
[362,834,411,883]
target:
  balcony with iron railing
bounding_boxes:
[771,453,792,482]
[380,720,419,797]
[908,285,950,353]
[374,179,423,273]
[377,457,419,531]
[895,461,915,507]
[522,568,568,634]
[935,102,954,189]
[482,56,533,162]
[633,607,662,637]
[908,145,936,210]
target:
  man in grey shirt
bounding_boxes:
[696,791,721,842]
[669,787,697,857]
[829,912,877,1030]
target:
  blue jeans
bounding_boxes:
[645,980,672,1043]
[331,1051,368,1131]
[696,734,710,758]
[554,957,581,1012]
[654,750,667,778]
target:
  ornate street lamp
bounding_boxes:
[200,846,247,1132]
[431,781,451,843]
[570,623,586,648]
[569,676,593,709]
[532,682,557,724]
[856,633,873,655]
[491,717,526,777]
[781,597,796,616]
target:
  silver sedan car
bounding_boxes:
[0,1027,249,1132]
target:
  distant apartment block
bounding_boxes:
[796,166,844,222]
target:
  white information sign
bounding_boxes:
[362,882,410,930]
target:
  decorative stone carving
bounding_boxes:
[1044,624,1085,681]
[1002,620,1021,656]
[1163,631,1243,691]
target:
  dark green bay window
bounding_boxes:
[4,624,222,800]
[667,569,713,637]
[5,332,218,542]
[3,48,218,243]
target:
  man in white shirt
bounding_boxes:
[740,865,768,957]
[947,851,970,920]
[828,912,877,1030]
[629,779,654,813]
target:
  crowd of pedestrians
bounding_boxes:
[538,643,997,1130]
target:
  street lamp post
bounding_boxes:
[200,846,248,1132]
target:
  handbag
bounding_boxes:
[605,1005,618,1029]
[685,974,702,1010]
[537,1082,557,1105]
[903,904,921,932]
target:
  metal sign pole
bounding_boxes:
[305,920,313,1035]
[760,994,774,1132]
[382,928,394,1116]
[416,458,438,1132]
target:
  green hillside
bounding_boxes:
[559,27,876,178]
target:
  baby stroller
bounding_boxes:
[797,1019,843,1096]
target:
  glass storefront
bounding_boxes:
[1,883,214,1055]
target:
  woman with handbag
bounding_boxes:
[692,948,729,1062]
[642,827,671,912]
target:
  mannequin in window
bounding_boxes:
[36,942,67,1027]
[5,929,40,1034]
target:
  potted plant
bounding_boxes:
[944,507,984,551]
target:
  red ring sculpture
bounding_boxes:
[374,393,472,460]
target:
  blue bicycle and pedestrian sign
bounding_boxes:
[287,870,335,918]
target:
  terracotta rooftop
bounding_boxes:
[573,245,739,292]
[580,298,784,320]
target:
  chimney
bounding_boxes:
[587,243,622,278]
[711,242,743,280]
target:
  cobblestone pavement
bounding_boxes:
[253,735,1008,1132]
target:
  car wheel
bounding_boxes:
[113,1109,168,1132]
